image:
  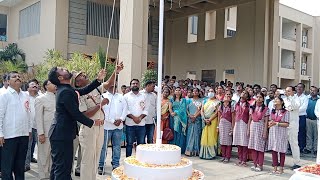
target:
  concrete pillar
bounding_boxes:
[253,0,270,87]
[164,20,172,76]
[295,24,302,84]
[118,0,149,86]
[270,0,280,86]
[55,0,69,58]
[314,17,320,87]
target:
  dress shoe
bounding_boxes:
[303,149,311,154]
[25,166,31,172]
[290,164,301,170]
[98,167,107,175]
[31,157,37,163]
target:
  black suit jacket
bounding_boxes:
[49,80,101,141]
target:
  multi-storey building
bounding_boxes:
[0,0,319,88]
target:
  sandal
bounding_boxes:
[220,158,225,162]
[234,161,242,166]
[251,166,256,171]
[255,167,262,172]
[223,159,230,163]
[275,170,284,175]
[269,170,277,175]
[241,162,248,167]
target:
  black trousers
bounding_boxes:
[1,136,29,180]
[50,140,73,180]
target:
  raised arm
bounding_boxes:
[102,62,124,90]
[75,69,106,96]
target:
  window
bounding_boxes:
[19,2,41,39]
[205,11,216,41]
[87,1,120,39]
[188,15,198,43]
[0,14,7,41]
[191,15,198,35]
[227,8,230,21]
[202,70,216,83]
[224,6,237,38]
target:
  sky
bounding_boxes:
[280,0,320,16]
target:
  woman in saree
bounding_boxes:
[169,87,188,153]
[185,88,203,156]
[199,88,220,159]
[161,88,171,144]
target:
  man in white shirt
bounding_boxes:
[0,73,8,175]
[171,76,178,87]
[296,83,308,152]
[0,71,32,180]
[140,81,157,144]
[98,84,127,174]
[232,85,243,102]
[267,90,275,114]
[314,95,320,164]
[284,86,301,170]
[35,80,57,179]
[124,79,148,157]
[0,73,9,95]
[25,79,40,171]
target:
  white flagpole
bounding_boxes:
[156,0,164,146]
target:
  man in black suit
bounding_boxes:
[48,67,106,180]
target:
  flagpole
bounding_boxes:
[156,0,164,146]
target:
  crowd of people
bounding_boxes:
[0,68,319,179]
[159,76,319,174]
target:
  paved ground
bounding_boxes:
[23,147,316,180]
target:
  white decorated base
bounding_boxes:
[136,144,181,165]
[111,166,204,180]
[123,157,192,180]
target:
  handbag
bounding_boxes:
[162,127,174,141]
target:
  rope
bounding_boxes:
[100,0,130,175]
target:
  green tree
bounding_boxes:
[141,69,158,87]
[0,43,25,62]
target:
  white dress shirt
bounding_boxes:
[284,95,301,129]
[102,92,127,130]
[124,91,148,126]
[28,94,38,129]
[0,87,8,95]
[232,93,240,102]
[314,99,320,119]
[268,99,275,114]
[140,89,157,125]
[0,87,31,138]
[296,93,308,116]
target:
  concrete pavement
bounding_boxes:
[24,147,316,180]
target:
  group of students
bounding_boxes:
[160,79,319,175]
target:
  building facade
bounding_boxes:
[0,0,319,88]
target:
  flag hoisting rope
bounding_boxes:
[156,0,164,146]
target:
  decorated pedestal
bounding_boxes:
[290,164,320,180]
[111,144,204,180]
